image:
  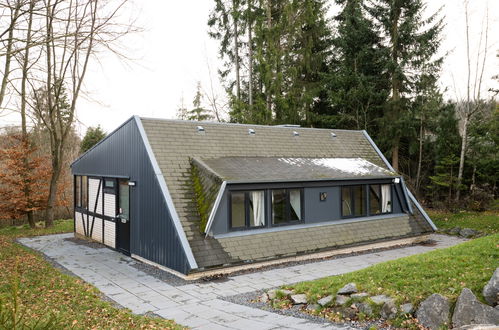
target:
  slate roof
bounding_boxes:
[139,118,432,270]
[196,157,396,183]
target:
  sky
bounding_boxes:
[1,0,498,135]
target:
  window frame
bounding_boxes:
[340,185,367,219]
[103,178,117,194]
[368,183,393,216]
[228,190,267,231]
[271,188,304,227]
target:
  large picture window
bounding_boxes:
[369,184,392,214]
[341,185,365,217]
[230,190,265,229]
[272,188,303,225]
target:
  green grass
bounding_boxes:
[0,221,184,329]
[429,209,499,234]
[283,233,498,324]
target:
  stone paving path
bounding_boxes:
[18,234,466,329]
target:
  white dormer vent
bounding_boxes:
[196,126,205,133]
[331,132,337,138]
[248,128,256,135]
[293,131,300,137]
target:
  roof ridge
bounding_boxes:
[139,116,364,133]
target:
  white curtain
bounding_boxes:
[251,191,265,226]
[289,189,302,220]
[381,184,391,213]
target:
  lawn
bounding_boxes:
[0,219,184,329]
[280,231,498,326]
[429,209,499,234]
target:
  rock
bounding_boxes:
[460,228,478,238]
[259,293,269,303]
[483,267,499,306]
[449,227,462,235]
[455,325,499,330]
[290,294,308,305]
[280,289,294,296]
[351,292,369,299]
[357,303,373,316]
[400,303,414,315]
[381,300,398,319]
[267,289,277,300]
[318,295,334,307]
[336,294,349,306]
[370,295,393,305]
[339,307,357,320]
[416,293,450,330]
[306,303,320,311]
[452,288,499,328]
[337,283,358,295]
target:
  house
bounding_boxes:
[71,116,436,277]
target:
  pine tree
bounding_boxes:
[319,0,388,132]
[80,126,106,153]
[368,0,444,171]
[187,82,214,121]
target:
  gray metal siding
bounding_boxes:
[71,119,191,274]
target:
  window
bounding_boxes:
[81,176,88,209]
[341,185,365,217]
[75,176,81,207]
[105,179,115,188]
[230,190,265,229]
[103,179,116,194]
[271,188,303,225]
[369,184,392,214]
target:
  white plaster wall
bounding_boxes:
[104,193,116,218]
[88,178,103,214]
[104,220,116,248]
[90,217,103,242]
[75,211,86,236]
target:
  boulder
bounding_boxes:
[449,227,462,235]
[317,295,334,307]
[351,292,369,299]
[337,283,358,295]
[370,295,394,306]
[459,228,478,238]
[357,303,373,316]
[416,293,450,330]
[452,288,499,328]
[336,294,349,306]
[290,294,308,305]
[267,289,277,300]
[306,303,320,311]
[483,267,499,306]
[381,300,398,319]
[400,303,414,315]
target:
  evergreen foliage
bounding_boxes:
[186,82,214,121]
[80,126,106,153]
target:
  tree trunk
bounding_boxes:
[232,0,241,100]
[0,3,20,109]
[456,115,468,201]
[415,114,424,194]
[390,5,401,172]
[248,0,253,107]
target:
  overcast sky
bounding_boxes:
[1,0,498,134]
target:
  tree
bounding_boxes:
[368,0,444,171]
[186,82,214,121]
[321,0,389,132]
[0,134,51,226]
[80,125,106,153]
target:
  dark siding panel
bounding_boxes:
[72,119,191,274]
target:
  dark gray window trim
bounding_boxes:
[270,188,305,227]
[362,130,436,230]
[228,190,267,231]
[214,213,408,239]
[134,115,198,270]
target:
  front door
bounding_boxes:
[116,179,130,255]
